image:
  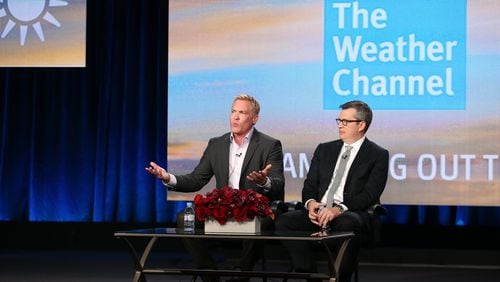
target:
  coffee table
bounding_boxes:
[114,228,354,282]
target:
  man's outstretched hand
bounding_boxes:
[246,164,272,186]
[145,161,170,182]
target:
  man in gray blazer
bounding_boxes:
[147,94,284,281]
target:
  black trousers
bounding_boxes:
[176,212,275,271]
[274,209,370,282]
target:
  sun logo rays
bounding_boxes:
[0,0,68,46]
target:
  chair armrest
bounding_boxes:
[286,201,303,211]
[362,204,388,248]
[270,200,288,214]
[270,201,304,214]
[367,203,388,217]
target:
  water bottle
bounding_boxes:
[184,202,195,232]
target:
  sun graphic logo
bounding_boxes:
[0,0,68,46]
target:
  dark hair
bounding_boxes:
[339,100,372,133]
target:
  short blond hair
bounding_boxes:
[233,94,260,115]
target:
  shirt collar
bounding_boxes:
[230,127,254,144]
[344,136,365,151]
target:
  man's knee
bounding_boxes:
[275,209,310,231]
[331,211,365,232]
[274,210,298,230]
[274,214,287,230]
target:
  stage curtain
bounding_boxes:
[0,0,184,223]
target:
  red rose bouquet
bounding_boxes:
[193,186,273,225]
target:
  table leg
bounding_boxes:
[120,236,158,282]
[321,237,351,282]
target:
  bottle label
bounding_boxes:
[185,214,195,221]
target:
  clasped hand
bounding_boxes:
[308,201,342,229]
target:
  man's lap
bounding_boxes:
[275,209,318,232]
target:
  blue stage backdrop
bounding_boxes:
[0,0,184,223]
[0,0,499,226]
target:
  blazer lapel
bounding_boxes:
[241,130,259,175]
[219,134,231,187]
[345,138,369,184]
[327,141,343,175]
[318,141,343,198]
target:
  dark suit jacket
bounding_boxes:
[170,129,285,201]
[302,138,389,211]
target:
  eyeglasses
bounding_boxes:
[335,118,363,126]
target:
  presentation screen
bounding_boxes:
[0,0,86,67]
[167,0,499,206]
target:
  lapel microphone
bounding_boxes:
[236,153,242,157]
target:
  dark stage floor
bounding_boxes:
[1,247,499,282]
[2,223,499,281]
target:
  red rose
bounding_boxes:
[193,194,205,206]
[195,205,210,221]
[213,205,230,224]
[233,204,249,222]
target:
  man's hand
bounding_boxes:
[145,161,170,182]
[246,164,272,186]
[307,201,324,226]
[317,206,342,228]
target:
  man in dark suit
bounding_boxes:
[275,100,389,282]
[147,94,284,281]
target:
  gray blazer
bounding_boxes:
[171,129,285,201]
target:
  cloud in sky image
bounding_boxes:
[168,0,322,74]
